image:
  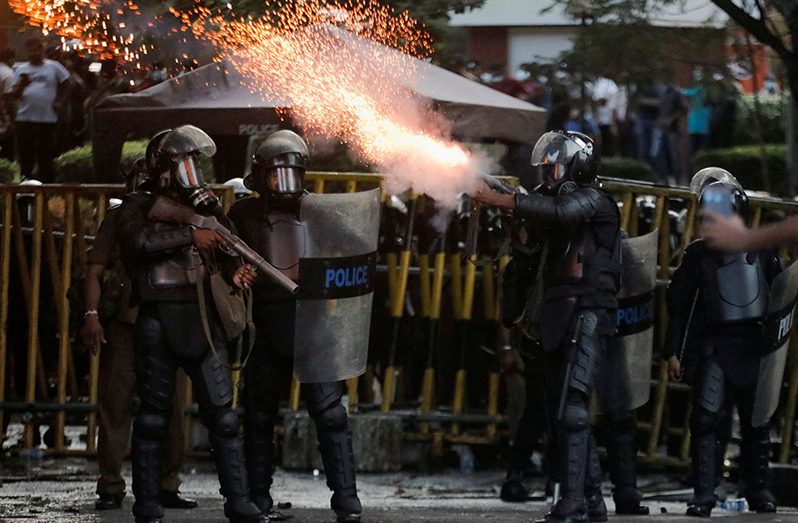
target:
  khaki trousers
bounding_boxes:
[96,320,186,495]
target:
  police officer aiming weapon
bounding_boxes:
[147,196,297,294]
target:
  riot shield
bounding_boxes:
[752,260,798,427]
[293,189,381,383]
[597,230,658,414]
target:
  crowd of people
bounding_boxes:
[0,36,173,182]
[465,61,742,186]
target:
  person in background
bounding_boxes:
[0,48,15,161]
[80,162,196,513]
[683,69,712,157]
[6,37,71,182]
[652,85,688,185]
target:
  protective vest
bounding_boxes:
[702,252,768,325]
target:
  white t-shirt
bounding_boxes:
[0,63,13,95]
[11,59,70,124]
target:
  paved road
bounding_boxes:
[1,458,797,522]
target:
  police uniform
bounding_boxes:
[665,239,781,515]
[118,126,265,523]
[229,130,362,523]
[480,131,623,523]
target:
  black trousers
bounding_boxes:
[131,302,248,519]
[242,308,360,516]
[15,121,58,182]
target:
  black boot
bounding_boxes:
[686,504,712,518]
[741,424,777,513]
[160,490,198,509]
[500,468,530,502]
[689,429,718,510]
[605,417,648,515]
[131,417,165,523]
[244,413,276,515]
[95,492,125,510]
[534,498,589,523]
[537,426,590,523]
[585,436,606,523]
[212,429,267,523]
[318,429,362,523]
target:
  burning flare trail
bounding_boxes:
[191,0,485,205]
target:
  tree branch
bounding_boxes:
[711,0,792,59]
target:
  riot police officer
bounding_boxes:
[117,126,265,523]
[228,130,362,523]
[474,130,622,523]
[665,169,780,518]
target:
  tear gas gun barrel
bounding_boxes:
[479,172,518,196]
[464,173,518,258]
[148,196,298,295]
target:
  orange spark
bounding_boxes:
[191,0,483,205]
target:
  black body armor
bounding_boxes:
[702,252,768,325]
[118,193,211,304]
[228,195,362,522]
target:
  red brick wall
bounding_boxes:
[468,27,508,71]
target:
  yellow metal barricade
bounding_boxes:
[1,174,798,466]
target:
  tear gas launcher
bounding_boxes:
[147,196,299,295]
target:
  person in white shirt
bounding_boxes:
[591,77,621,157]
[6,38,71,182]
[0,48,15,161]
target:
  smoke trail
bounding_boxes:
[193,0,489,207]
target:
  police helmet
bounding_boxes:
[123,158,149,194]
[689,167,742,196]
[530,130,598,191]
[245,130,308,197]
[223,177,252,200]
[144,125,216,192]
[699,181,748,218]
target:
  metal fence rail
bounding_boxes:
[0,174,797,467]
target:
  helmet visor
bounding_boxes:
[530,132,584,167]
[173,155,205,189]
[267,166,304,194]
[689,167,741,195]
[699,184,737,217]
[159,125,217,158]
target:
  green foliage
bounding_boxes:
[54,141,150,183]
[0,158,21,183]
[734,95,787,146]
[599,157,656,183]
[690,144,788,196]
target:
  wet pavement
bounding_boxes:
[1,456,797,522]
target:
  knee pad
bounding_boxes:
[135,411,168,440]
[215,409,241,438]
[313,401,348,434]
[305,382,343,415]
[561,404,589,433]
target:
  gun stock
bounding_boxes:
[148,196,298,294]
